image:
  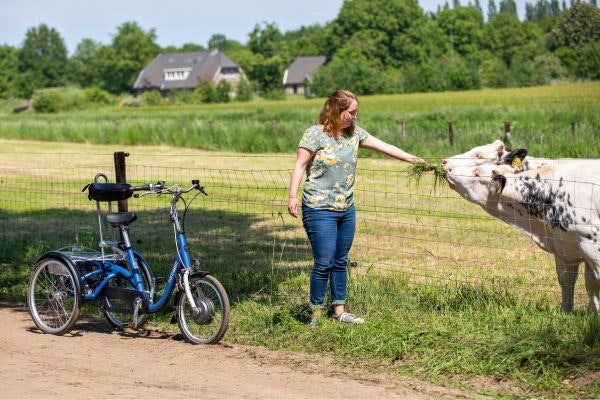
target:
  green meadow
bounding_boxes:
[1,83,599,398]
[1,81,599,159]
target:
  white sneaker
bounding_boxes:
[332,312,364,324]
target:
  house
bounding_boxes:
[133,49,243,93]
[282,56,326,96]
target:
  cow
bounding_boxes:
[442,142,600,313]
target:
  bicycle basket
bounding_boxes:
[82,183,133,202]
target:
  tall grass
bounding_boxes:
[1,82,599,159]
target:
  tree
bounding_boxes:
[330,0,429,67]
[280,24,329,60]
[483,13,532,66]
[488,0,498,20]
[16,24,68,97]
[95,22,160,94]
[551,2,600,49]
[436,6,485,58]
[0,45,19,98]
[208,34,227,50]
[161,42,205,53]
[309,48,387,96]
[70,38,102,87]
[248,22,283,58]
[498,0,518,16]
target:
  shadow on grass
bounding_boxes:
[0,206,311,309]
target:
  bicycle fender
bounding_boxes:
[190,270,210,279]
[35,251,83,302]
[132,251,156,282]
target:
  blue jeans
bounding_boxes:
[302,205,356,308]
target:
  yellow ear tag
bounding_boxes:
[511,156,521,168]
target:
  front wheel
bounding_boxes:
[176,274,230,344]
[28,257,81,335]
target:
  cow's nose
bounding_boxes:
[441,159,452,172]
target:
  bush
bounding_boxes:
[140,90,164,106]
[236,79,254,102]
[119,96,141,107]
[83,87,113,105]
[216,80,231,103]
[32,89,64,113]
[169,89,199,104]
[196,81,218,103]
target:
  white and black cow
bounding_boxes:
[442,142,600,313]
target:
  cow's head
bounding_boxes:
[444,163,513,205]
[441,140,528,173]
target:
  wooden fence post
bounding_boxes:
[503,121,514,148]
[399,120,407,140]
[114,151,129,212]
[448,121,454,146]
[571,121,577,137]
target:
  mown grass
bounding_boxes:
[1,82,599,160]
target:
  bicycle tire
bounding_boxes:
[28,257,81,335]
[101,252,155,329]
[176,274,230,344]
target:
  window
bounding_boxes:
[164,68,192,81]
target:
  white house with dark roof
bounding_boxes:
[282,56,326,96]
[133,49,243,93]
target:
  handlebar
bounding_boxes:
[132,180,207,197]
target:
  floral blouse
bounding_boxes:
[298,124,370,211]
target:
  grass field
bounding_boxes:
[1,82,599,398]
[1,138,599,398]
[1,81,599,159]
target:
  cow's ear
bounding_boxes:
[501,149,528,167]
[491,170,507,194]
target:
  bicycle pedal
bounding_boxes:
[169,314,177,324]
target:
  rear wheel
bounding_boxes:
[101,253,154,329]
[28,257,81,335]
[176,274,230,344]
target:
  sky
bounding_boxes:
[1,0,530,54]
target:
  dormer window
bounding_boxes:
[164,68,192,81]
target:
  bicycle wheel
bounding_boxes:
[28,257,81,335]
[176,274,230,344]
[102,253,155,329]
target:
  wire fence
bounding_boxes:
[0,150,590,308]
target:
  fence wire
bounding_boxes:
[0,152,591,309]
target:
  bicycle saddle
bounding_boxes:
[105,212,137,226]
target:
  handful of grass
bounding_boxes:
[405,161,448,190]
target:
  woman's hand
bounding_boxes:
[288,197,299,218]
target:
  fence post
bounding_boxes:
[503,121,514,148]
[448,121,454,146]
[399,120,407,140]
[571,121,577,137]
[114,151,129,212]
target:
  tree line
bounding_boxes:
[0,0,598,104]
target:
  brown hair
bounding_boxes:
[318,89,358,138]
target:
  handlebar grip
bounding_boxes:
[131,181,165,192]
[192,179,208,195]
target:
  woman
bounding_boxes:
[288,89,424,325]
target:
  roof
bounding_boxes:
[133,49,239,90]
[282,56,326,85]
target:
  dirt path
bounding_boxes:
[0,303,479,399]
